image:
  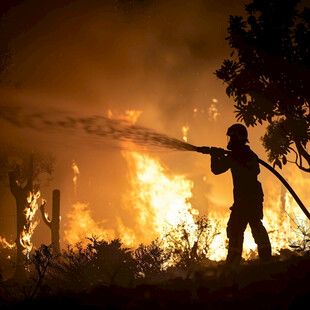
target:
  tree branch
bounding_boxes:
[288,146,299,165]
[39,200,51,228]
[294,140,310,172]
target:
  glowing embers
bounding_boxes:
[182,125,190,142]
[208,103,220,122]
[0,236,15,249]
[107,109,142,124]
[20,191,40,255]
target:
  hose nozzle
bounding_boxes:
[197,146,228,155]
[196,146,211,154]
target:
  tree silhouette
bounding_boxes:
[21,244,55,300]
[215,0,310,171]
[5,151,54,280]
[40,189,61,253]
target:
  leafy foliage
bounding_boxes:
[215,0,310,171]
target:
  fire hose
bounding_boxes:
[192,145,310,221]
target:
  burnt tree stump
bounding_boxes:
[40,189,60,252]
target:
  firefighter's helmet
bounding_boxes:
[226,124,249,143]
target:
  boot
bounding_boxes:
[258,244,272,263]
[226,247,242,266]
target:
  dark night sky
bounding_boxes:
[0,0,309,249]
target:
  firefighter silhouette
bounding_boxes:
[210,124,271,264]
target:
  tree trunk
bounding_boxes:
[51,189,60,252]
[15,191,28,280]
[9,154,33,281]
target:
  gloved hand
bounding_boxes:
[209,147,226,156]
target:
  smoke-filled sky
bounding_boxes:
[1,0,309,248]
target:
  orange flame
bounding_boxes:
[107,109,142,124]
[20,191,40,255]
[122,151,199,245]
[0,236,15,249]
[64,202,115,245]
[72,159,80,194]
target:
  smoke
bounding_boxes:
[0,0,248,245]
[0,0,250,147]
[4,0,244,107]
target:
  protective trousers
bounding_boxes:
[226,207,271,264]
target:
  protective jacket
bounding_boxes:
[211,145,263,217]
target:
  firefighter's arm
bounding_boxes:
[247,153,260,175]
[210,148,230,175]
